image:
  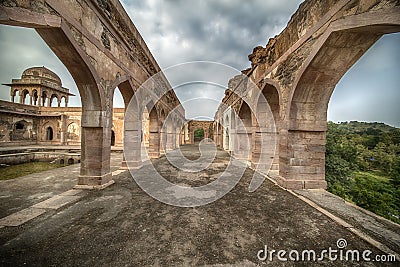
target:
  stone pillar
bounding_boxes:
[19,91,23,104]
[233,121,252,162]
[160,127,166,155]
[148,118,161,158]
[60,114,67,145]
[75,110,114,189]
[123,118,142,169]
[175,127,180,148]
[277,128,327,190]
[166,124,174,151]
[29,95,33,105]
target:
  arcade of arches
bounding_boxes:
[0,0,399,190]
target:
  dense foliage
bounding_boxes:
[194,128,205,139]
[325,121,400,224]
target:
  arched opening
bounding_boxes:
[1,15,108,187]
[112,81,135,169]
[67,122,80,142]
[46,126,53,141]
[287,21,400,190]
[236,101,252,161]
[159,109,167,154]
[12,89,20,104]
[148,106,160,158]
[253,82,280,175]
[41,91,47,107]
[194,128,204,142]
[60,96,66,107]
[50,94,58,107]
[15,122,24,130]
[32,90,38,106]
[22,89,30,105]
[60,159,65,165]
[12,120,30,141]
[111,130,115,146]
[68,158,74,165]
[217,122,223,147]
[142,106,150,147]
[223,114,230,151]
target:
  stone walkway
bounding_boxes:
[0,146,398,266]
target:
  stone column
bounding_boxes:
[75,110,113,189]
[19,91,23,104]
[60,114,67,145]
[276,124,327,190]
[165,123,174,151]
[160,126,166,155]
[148,116,161,158]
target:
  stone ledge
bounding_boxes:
[74,179,115,190]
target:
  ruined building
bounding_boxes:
[0,66,125,146]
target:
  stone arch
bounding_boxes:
[22,89,30,105]
[194,128,205,142]
[111,130,116,146]
[41,90,48,107]
[32,90,39,106]
[159,108,167,154]
[50,93,59,107]
[60,96,67,107]
[148,105,161,158]
[111,78,135,168]
[223,113,230,151]
[0,17,110,186]
[285,11,400,189]
[236,101,252,161]
[142,106,150,147]
[11,120,31,141]
[46,126,54,141]
[11,89,20,103]
[253,81,281,175]
[67,122,80,141]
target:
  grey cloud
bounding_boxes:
[1,1,399,126]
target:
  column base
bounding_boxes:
[74,173,114,190]
[120,160,142,170]
[272,176,327,190]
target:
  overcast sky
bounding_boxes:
[0,0,399,126]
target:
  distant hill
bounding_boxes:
[334,121,399,134]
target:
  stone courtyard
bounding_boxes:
[0,0,399,266]
[0,145,398,266]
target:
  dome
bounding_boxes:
[21,66,62,86]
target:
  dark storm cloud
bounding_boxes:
[120,0,303,120]
[0,1,399,126]
[121,0,303,70]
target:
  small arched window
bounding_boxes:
[46,126,53,141]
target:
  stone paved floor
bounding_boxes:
[0,145,398,266]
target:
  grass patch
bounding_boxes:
[0,162,64,180]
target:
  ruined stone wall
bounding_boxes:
[216,0,400,190]
[187,120,213,144]
[0,102,126,147]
